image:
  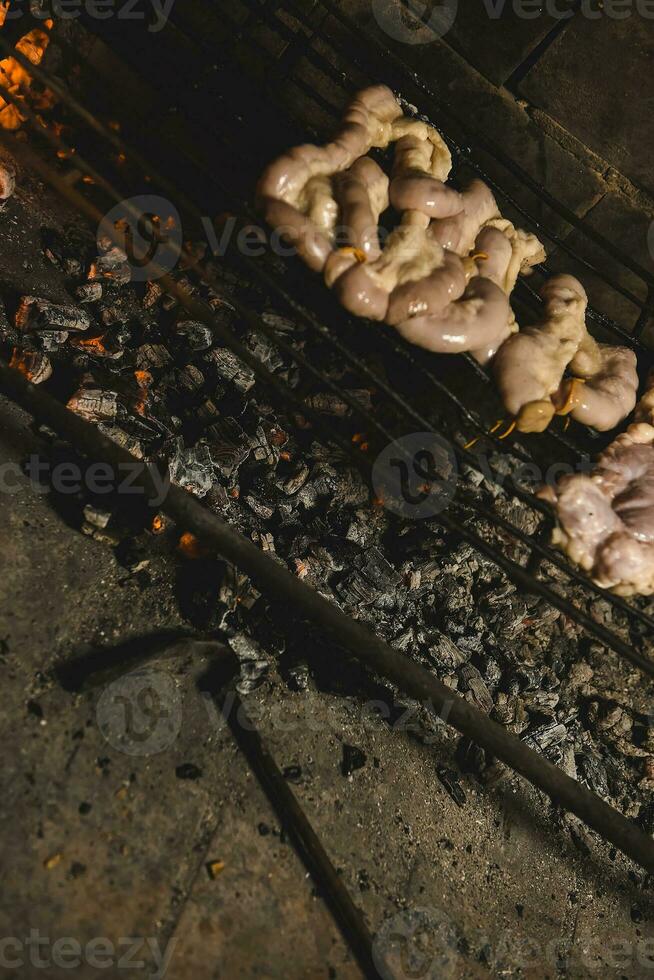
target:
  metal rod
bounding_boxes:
[2,358,654,873]
[218,686,378,979]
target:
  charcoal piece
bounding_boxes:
[458,664,493,715]
[37,330,69,352]
[249,426,279,467]
[204,417,250,479]
[492,693,528,733]
[245,495,275,520]
[168,439,216,497]
[229,633,269,695]
[82,504,111,530]
[67,388,119,422]
[205,347,255,393]
[354,547,402,594]
[245,332,284,372]
[136,343,172,371]
[76,282,103,304]
[436,766,466,807]
[197,399,220,423]
[174,320,213,351]
[283,765,302,783]
[0,153,15,208]
[16,297,91,333]
[305,393,352,417]
[521,691,560,718]
[280,463,310,496]
[522,721,567,753]
[9,350,52,385]
[174,365,205,393]
[261,312,297,334]
[288,662,310,691]
[576,752,610,799]
[341,744,367,777]
[91,246,131,285]
[428,633,466,671]
[143,281,163,309]
[97,424,144,459]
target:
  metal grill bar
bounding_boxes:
[1,26,654,674]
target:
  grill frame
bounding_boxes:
[0,0,653,882]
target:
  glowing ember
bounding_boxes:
[178,532,209,559]
[151,514,165,535]
[134,369,152,416]
[72,334,107,353]
[9,347,51,384]
[0,21,54,130]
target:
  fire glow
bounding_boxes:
[0,12,54,130]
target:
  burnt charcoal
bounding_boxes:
[136,344,172,371]
[67,387,119,422]
[458,664,493,715]
[492,694,528,735]
[341,744,367,777]
[37,330,69,352]
[9,350,52,385]
[98,422,144,459]
[76,282,103,304]
[456,737,487,775]
[249,426,280,467]
[335,547,402,607]
[82,504,112,530]
[173,365,205,394]
[245,495,275,521]
[245,331,285,373]
[204,417,251,479]
[16,296,91,334]
[174,320,213,351]
[91,246,131,286]
[0,153,16,207]
[144,281,163,309]
[428,633,467,672]
[279,463,310,496]
[168,439,216,497]
[229,633,270,695]
[521,690,560,718]
[436,766,466,807]
[522,720,567,753]
[204,347,256,393]
[287,662,310,691]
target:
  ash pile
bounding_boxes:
[3,217,654,862]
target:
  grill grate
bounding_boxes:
[1,0,654,877]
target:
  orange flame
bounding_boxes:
[0,20,55,130]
